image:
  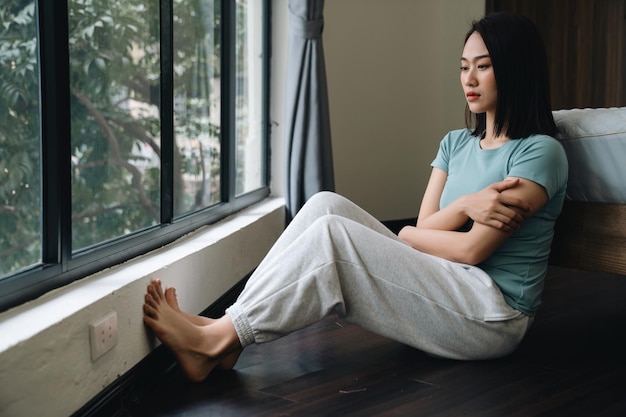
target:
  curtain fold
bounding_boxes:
[285,0,335,220]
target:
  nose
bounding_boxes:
[462,68,477,87]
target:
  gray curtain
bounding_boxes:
[285,0,335,220]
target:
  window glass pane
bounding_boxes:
[173,0,221,216]
[0,1,42,276]
[235,0,264,195]
[68,0,161,251]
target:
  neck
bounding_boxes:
[481,114,509,147]
[485,112,497,138]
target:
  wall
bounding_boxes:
[325,0,485,221]
[0,200,285,417]
[0,1,486,415]
[487,0,626,110]
[269,0,288,198]
[0,1,291,415]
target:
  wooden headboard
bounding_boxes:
[550,200,626,276]
[548,108,626,277]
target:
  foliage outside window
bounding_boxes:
[0,0,269,311]
[0,2,41,276]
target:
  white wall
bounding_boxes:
[269,0,289,198]
[0,200,285,417]
[0,2,291,415]
[0,1,487,415]
[325,0,485,220]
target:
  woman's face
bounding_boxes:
[460,32,497,116]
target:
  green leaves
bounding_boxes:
[0,0,224,273]
[0,0,40,273]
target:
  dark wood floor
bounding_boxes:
[131,266,626,416]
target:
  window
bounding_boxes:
[0,0,269,312]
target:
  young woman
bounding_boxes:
[143,12,568,382]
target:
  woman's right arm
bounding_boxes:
[414,167,467,231]
[399,176,547,264]
[414,168,531,232]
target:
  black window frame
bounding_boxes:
[0,0,271,312]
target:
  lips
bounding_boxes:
[466,92,480,102]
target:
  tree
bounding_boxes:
[0,0,223,275]
[0,0,41,274]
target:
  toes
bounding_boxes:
[144,292,156,307]
[164,287,180,310]
[155,281,166,299]
[143,303,157,318]
[147,282,165,301]
[164,287,176,299]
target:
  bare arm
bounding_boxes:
[416,168,531,232]
[458,178,531,231]
[414,168,466,230]
[399,177,548,265]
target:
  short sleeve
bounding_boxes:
[431,133,449,173]
[508,136,569,199]
[431,130,466,173]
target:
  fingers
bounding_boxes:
[503,205,527,222]
[487,215,517,232]
[499,217,521,232]
[486,179,530,212]
[482,203,525,231]
[490,179,530,208]
[497,194,531,214]
[490,177,519,192]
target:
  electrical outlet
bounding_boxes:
[89,311,118,362]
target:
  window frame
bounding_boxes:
[0,0,271,312]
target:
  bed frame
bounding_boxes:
[550,201,626,276]
[548,108,626,277]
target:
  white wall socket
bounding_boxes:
[89,311,118,362]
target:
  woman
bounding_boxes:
[143,12,568,382]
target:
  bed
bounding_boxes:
[549,107,626,276]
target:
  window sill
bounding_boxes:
[0,197,285,417]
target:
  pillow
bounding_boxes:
[553,107,626,204]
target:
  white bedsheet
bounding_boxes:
[553,107,626,204]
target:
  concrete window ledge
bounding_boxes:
[0,197,285,417]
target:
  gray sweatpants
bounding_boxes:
[226,192,531,360]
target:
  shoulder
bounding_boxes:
[444,128,473,142]
[509,134,569,196]
[512,134,568,163]
[433,129,475,170]
[517,134,564,151]
[440,128,475,150]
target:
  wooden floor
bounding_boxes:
[131,266,626,416]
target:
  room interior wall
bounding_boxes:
[324,0,485,221]
[0,1,291,415]
[0,1,490,415]
[487,0,626,110]
[0,200,285,417]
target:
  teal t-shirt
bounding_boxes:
[431,129,568,315]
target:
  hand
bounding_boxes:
[462,178,531,232]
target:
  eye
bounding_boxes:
[460,66,469,71]
[477,63,492,70]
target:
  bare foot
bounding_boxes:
[164,287,214,326]
[164,286,242,370]
[143,280,240,381]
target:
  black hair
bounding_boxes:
[464,12,558,139]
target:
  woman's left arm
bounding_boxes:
[399,177,548,264]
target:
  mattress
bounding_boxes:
[552,107,626,204]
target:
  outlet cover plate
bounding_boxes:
[89,311,118,361]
